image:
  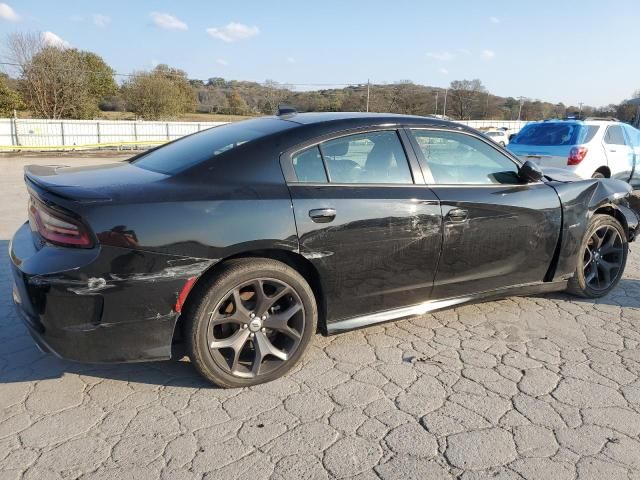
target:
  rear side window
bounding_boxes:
[320,131,413,184]
[511,123,598,146]
[132,118,292,175]
[604,125,626,145]
[292,147,327,183]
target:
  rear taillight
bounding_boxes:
[568,146,588,165]
[28,198,93,248]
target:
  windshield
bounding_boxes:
[510,123,599,146]
[486,132,502,137]
[132,118,293,175]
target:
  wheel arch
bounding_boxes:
[171,249,326,353]
[594,166,611,178]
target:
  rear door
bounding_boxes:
[603,125,634,181]
[282,129,443,323]
[407,128,562,299]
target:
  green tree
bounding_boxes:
[7,32,117,119]
[121,64,195,119]
[0,74,24,116]
[226,90,248,115]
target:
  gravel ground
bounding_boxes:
[2,155,640,479]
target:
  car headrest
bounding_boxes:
[323,141,349,157]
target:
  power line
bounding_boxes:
[0,61,368,88]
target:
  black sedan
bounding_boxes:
[9,112,639,387]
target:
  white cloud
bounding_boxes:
[438,67,449,74]
[206,22,259,42]
[216,59,228,66]
[481,49,496,59]
[150,12,187,31]
[42,31,71,49]
[426,51,455,62]
[490,16,500,24]
[0,2,19,21]
[286,57,296,64]
[93,14,110,28]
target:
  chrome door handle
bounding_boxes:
[447,208,468,221]
[309,208,336,223]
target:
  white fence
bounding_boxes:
[0,118,528,152]
[0,118,228,151]
[457,120,528,133]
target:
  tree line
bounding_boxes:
[2,32,639,122]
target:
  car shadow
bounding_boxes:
[2,236,640,387]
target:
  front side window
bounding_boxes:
[320,131,413,184]
[605,125,626,145]
[410,130,520,185]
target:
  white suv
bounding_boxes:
[507,119,640,183]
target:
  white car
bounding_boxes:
[483,129,510,147]
[507,119,640,182]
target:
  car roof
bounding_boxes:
[268,111,464,129]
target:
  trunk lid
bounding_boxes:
[24,162,169,203]
[507,144,573,170]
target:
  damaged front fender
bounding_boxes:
[548,178,639,281]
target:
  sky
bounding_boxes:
[0,0,638,107]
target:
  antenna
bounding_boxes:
[277,104,297,116]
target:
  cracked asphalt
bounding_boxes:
[2,155,640,479]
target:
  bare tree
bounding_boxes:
[448,79,486,120]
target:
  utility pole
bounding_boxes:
[485,91,491,119]
[578,102,584,117]
[366,79,370,113]
[443,89,448,118]
[434,92,438,115]
[517,96,525,121]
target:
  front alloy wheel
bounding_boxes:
[567,214,628,298]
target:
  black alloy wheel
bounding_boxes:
[582,225,624,291]
[567,214,628,298]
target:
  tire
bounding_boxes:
[185,258,317,388]
[592,171,606,179]
[566,214,628,298]
[499,141,506,147]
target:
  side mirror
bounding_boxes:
[519,160,544,183]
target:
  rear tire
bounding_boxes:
[185,258,317,388]
[566,214,627,298]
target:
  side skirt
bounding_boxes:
[326,280,568,334]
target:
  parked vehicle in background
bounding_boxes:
[483,129,510,146]
[507,119,640,183]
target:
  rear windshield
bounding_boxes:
[132,118,292,175]
[510,123,599,146]
[485,131,502,137]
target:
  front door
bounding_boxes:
[284,129,443,323]
[407,128,562,299]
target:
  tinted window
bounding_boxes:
[605,125,626,145]
[624,125,640,146]
[132,118,292,175]
[411,130,519,185]
[292,146,327,183]
[320,131,413,184]
[511,123,598,146]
